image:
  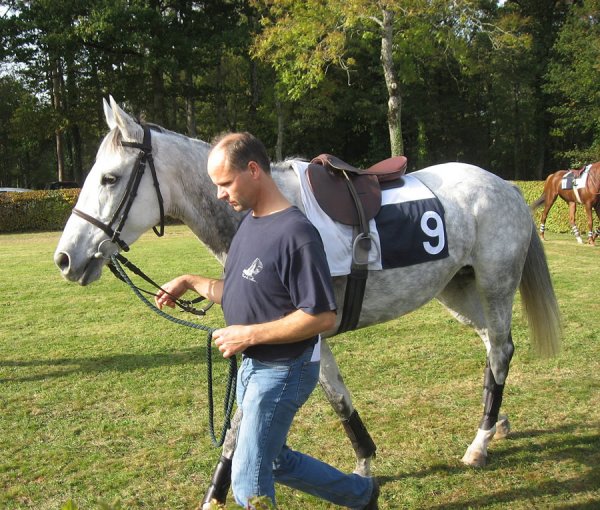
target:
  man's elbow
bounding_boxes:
[321,310,337,331]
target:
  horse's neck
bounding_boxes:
[271,161,304,213]
[156,133,241,263]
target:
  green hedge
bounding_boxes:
[0,189,79,233]
[0,181,591,235]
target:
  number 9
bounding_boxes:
[421,211,445,255]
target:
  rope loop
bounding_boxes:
[109,254,236,447]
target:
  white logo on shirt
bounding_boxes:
[242,258,263,282]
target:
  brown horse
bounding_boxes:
[532,162,600,245]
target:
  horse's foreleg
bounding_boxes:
[462,336,514,468]
[569,202,584,244]
[200,409,241,509]
[319,339,377,476]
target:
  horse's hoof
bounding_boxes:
[494,415,510,439]
[461,449,487,467]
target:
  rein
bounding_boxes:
[107,252,214,316]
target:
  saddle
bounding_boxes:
[307,153,408,334]
[307,154,407,226]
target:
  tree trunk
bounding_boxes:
[275,97,284,162]
[185,69,197,137]
[152,66,166,125]
[380,9,403,157]
[52,58,65,182]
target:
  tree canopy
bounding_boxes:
[0,0,595,187]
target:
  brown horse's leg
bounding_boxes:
[594,204,600,242]
[568,202,584,244]
[539,193,558,241]
[584,202,595,245]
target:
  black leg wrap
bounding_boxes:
[479,335,514,431]
[480,361,505,430]
[201,456,232,507]
[342,410,377,459]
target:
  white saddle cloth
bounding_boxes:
[291,160,436,276]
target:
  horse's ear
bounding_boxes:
[103,97,117,130]
[109,96,143,142]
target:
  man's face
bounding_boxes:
[207,147,255,212]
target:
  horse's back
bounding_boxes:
[412,162,531,229]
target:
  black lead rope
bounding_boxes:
[109,254,237,447]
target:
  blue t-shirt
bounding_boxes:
[222,207,337,361]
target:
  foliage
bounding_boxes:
[0,1,598,185]
[0,189,79,233]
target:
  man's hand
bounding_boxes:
[213,325,252,358]
[155,276,190,309]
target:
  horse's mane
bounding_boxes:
[97,124,211,161]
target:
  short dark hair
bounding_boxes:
[212,132,271,174]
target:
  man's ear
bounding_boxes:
[248,161,262,178]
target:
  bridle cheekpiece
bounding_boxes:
[73,124,165,258]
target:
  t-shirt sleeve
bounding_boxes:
[284,239,337,316]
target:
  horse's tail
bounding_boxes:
[519,222,562,357]
[530,193,545,210]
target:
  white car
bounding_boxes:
[0,187,32,193]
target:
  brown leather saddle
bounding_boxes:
[306,153,408,334]
[307,153,407,226]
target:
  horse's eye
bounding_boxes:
[101,174,118,186]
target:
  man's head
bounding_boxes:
[207,132,271,212]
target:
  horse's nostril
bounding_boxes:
[55,252,71,273]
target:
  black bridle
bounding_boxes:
[72,123,210,315]
[73,125,165,254]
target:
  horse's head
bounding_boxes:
[54,97,171,285]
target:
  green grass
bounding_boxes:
[1,227,599,509]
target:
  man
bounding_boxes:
[155,132,378,508]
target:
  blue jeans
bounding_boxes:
[231,345,373,508]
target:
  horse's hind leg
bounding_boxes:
[584,202,595,245]
[539,191,558,241]
[462,336,514,467]
[594,203,600,242]
[319,339,377,476]
[437,270,515,467]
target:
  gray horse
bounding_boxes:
[54,98,562,508]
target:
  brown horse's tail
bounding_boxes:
[519,222,562,357]
[530,193,545,210]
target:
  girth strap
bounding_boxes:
[337,170,372,334]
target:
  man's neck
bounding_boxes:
[251,181,291,217]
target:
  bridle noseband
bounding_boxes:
[73,124,165,256]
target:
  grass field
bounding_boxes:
[1,226,599,509]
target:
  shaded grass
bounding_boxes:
[0,228,599,509]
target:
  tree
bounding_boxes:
[545,0,600,165]
[251,0,521,160]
